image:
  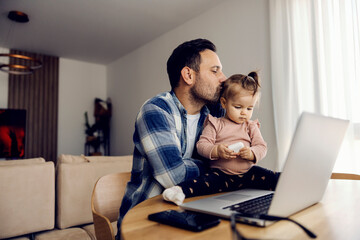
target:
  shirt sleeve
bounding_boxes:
[135,102,201,188]
[248,120,267,163]
[196,115,219,160]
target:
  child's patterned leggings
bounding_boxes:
[178,166,280,198]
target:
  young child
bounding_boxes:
[163,72,280,205]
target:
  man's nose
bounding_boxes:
[219,72,227,83]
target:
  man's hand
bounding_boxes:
[239,146,255,162]
[211,144,238,160]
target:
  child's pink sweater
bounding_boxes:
[196,115,267,175]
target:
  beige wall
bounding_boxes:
[107,0,277,170]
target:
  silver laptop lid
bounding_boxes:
[268,112,349,217]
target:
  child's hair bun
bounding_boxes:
[248,71,260,86]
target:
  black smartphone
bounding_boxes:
[148,209,220,232]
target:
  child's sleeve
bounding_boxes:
[248,120,267,164]
[196,115,219,160]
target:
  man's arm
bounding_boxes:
[135,102,201,188]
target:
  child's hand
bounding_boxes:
[212,144,238,160]
[239,147,255,162]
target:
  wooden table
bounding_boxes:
[122,180,360,240]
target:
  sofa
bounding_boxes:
[0,154,133,240]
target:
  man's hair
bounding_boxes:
[167,38,216,89]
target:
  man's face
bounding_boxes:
[190,50,226,104]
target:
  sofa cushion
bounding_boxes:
[56,155,132,229]
[57,154,89,164]
[82,221,117,240]
[0,160,55,239]
[84,155,132,163]
[81,224,96,240]
[5,236,30,240]
[35,228,91,240]
[0,158,45,166]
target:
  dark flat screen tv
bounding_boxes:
[0,109,26,159]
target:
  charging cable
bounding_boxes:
[230,212,317,240]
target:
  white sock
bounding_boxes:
[162,186,185,205]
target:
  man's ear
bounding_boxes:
[180,66,195,85]
[220,97,227,109]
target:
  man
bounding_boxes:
[116,38,226,238]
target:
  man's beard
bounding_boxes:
[189,75,221,105]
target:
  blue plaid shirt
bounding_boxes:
[116,91,223,237]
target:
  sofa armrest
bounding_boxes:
[0,159,55,239]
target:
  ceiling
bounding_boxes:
[0,0,223,65]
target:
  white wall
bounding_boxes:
[58,58,106,155]
[107,0,277,170]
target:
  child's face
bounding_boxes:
[220,88,258,124]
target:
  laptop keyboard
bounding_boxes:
[223,193,274,214]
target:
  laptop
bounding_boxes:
[181,112,349,226]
